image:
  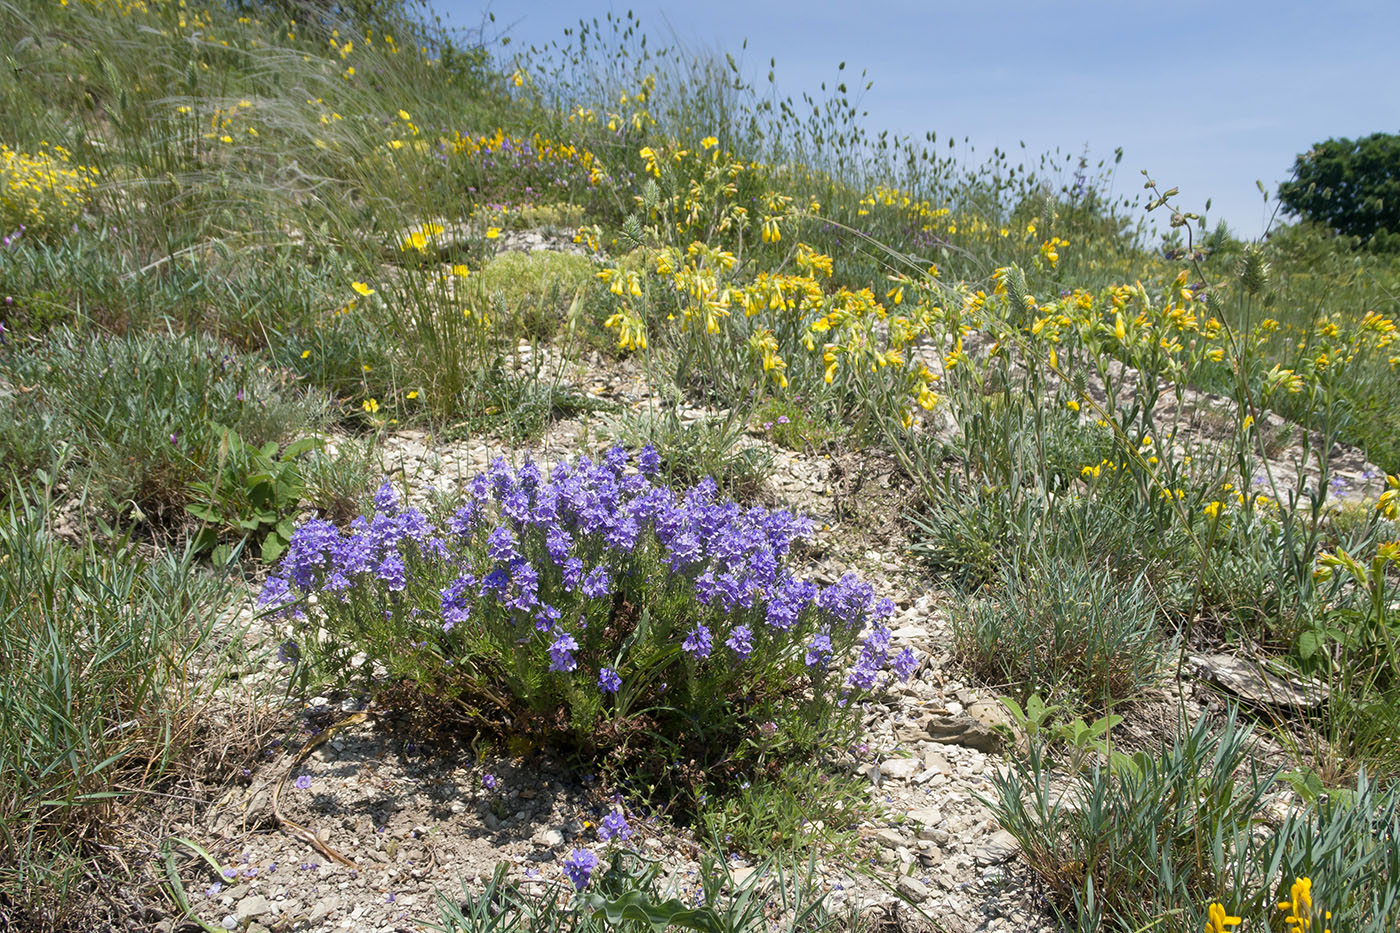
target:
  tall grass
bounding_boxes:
[0,479,236,929]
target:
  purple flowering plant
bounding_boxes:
[259,446,911,792]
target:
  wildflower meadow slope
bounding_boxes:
[1,1,1398,931]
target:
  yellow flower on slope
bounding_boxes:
[1204,903,1241,933]
[1377,474,1398,520]
[604,307,647,351]
[362,398,380,414]
[352,281,375,297]
[1278,877,1330,933]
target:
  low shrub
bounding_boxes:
[435,847,840,933]
[301,436,379,524]
[750,397,837,452]
[951,553,1165,709]
[477,249,597,341]
[260,447,916,807]
[619,412,774,501]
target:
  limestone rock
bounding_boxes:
[926,713,1005,753]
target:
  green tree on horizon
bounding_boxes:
[1278,132,1400,249]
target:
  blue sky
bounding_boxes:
[433,1,1400,239]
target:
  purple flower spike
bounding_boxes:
[580,566,611,599]
[373,480,399,515]
[725,625,754,660]
[549,632,579,673]
[682,624,712,660]
[598,667,621,694]
[562,849,598,890]
[598,810,631,842]
[487,526,520,564]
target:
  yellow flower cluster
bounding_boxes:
[636,140,759,239]
[1039,236,1068,268]
[584,134,1393,430]
[450,129,605,185]
[67,0,152,16]
[1204,901,1241,933]
[1278,877,1331,933]
[1315,537,1400,586]
[1206,876,1334,933]
[855,184,950,229]
[850,185,1064,250]
[198,98,257,144]
[747,328,788,387]
[66,0,222,41]
[399,221,444,253]
[600,232,938,411]
[1378,474,1399,521]
[0,142,99,231]
[564,74,657,136]
[976,266,1395,399]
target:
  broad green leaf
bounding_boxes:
[1298,629,1322,661]
[581,890,727,933]
[261,535,287,563]
[186,503,221,522]
[282,436,323,460]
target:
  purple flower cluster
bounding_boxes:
[598,809,631,843]
[562,848,598,890]
[258,446,915,703]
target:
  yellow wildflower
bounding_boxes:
[352,281,374,297]
[1378,474,1399,520]
[604,307,647,351]
[1204,903,1241,933]
[1278,877,1330,933]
